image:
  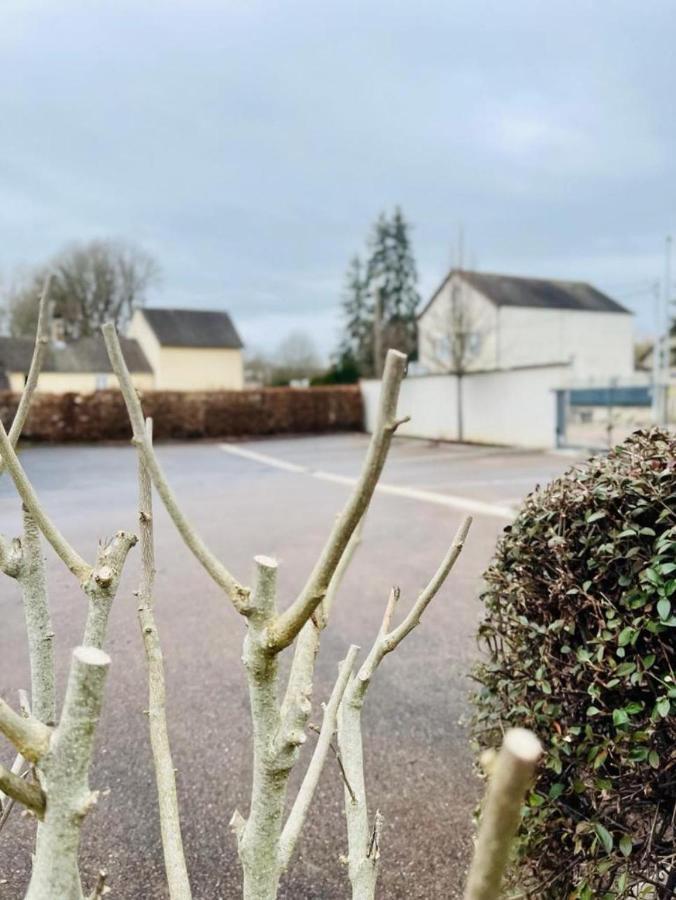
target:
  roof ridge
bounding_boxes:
[460,269,592,289]
[142,306,234,315]
[418,267,630,318]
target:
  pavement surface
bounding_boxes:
[0,434,583,899]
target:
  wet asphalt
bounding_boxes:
[0,435,579,899]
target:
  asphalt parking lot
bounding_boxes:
[0,435,582,899]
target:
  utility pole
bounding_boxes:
[652,236,672,426]
[663,235,672,425]
[652,279,661,424]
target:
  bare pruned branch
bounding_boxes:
[0,274,51,478]
[276,517,365,791]
[278,645,359,871]
[268,349,408,652]
[463,728,542,900]
[0,421,90,582]
[81,530,138,649]
[336,516,472,899]
[0,696,50,764]
[102,322,250,610]
[355,515,472,697]
[137,418,192,900]
[0,763,45,818]
[20,506,56,724]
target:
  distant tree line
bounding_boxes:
[245,331,324,387]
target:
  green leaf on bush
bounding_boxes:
[618,626,636,646]
[594,822,614,854]
[656,697,670,718]
[613,708,629,726]
[614,661,635,677]
[657,598,671,620]
[470,429,676,895]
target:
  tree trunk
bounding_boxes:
[457,372,464,442]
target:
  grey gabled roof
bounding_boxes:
[418,269,631,318]
[140,307,243,349]
[0,335,152,375]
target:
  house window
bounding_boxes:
[468,332,482,356]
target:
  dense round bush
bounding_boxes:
[472,429,676,899]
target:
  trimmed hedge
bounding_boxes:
[472,429,676,898]
[0,386,363,442]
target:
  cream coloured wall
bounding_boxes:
[129,309,244,390]
[7,372,155,393]
[153,347,244,390]
[128,310,162,375]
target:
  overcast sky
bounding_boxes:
[2,0,674,356]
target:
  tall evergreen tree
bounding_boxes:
[365,207,420,363]
[339,208,421,376]
[340,255,373,373]
[388,206,420,355]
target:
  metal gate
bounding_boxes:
[555,385,654,450]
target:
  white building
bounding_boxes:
[417,269,634,381]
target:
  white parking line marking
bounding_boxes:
[219,444,514,521]
[219,445,307,473]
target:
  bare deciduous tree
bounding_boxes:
[5,239,159,339]
[425,275,487,441]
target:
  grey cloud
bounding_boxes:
[1,0,674,353]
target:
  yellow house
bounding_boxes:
[0,307,244,393]
[0,334,154,393]
[128,307,244,390]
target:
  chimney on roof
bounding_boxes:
[50,315,66,347]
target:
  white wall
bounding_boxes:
[418,275,498,372]
[361,363,571,448]
[497,306,634,378]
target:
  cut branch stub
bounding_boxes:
[25,646,112,900]
[463,728,542,900]
[82,530,138,649]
